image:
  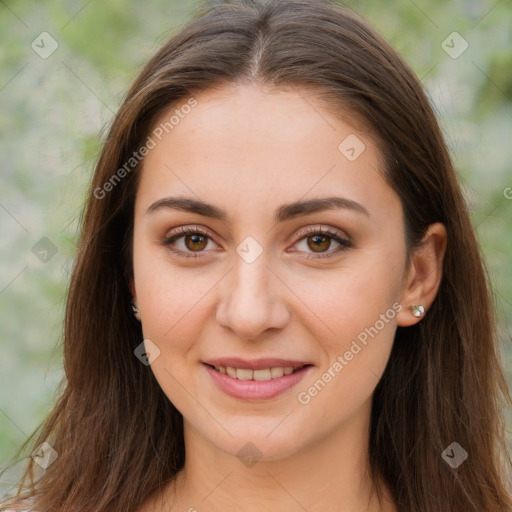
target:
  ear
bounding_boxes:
[397,222,447,327]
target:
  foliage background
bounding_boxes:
[1,0,511,498]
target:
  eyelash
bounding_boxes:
[160,225,352,260]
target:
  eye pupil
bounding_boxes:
[308,235,330,252]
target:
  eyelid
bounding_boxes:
[293,225,350,243]
[162,225,219,246]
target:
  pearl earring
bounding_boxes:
[131,299,141,321]
[410,304,425,318]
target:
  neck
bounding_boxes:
[151,399,397,512]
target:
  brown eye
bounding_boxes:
[161,226,218,258]
[307,234,332,253]
[293,227,352,260]
[184,233,208,252]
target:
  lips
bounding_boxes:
[202,358,314,400]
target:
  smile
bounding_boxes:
[203,363,313,400]
[208,364,304,381]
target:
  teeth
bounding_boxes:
[270,367,284,378]
[213,365,302,380]
[236,368,253,380]
[253,369,271,381]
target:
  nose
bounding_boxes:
[215,251,290,341]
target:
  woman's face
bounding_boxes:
[130,82,410,460]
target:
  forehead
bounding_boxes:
[134,82,399,224]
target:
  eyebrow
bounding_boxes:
[146,196,370,223]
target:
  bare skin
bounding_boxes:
[130,82,447,512]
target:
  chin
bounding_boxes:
[209,423,309,463]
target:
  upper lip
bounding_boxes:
[203,358,312,370]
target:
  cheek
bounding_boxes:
[292,254,402,412]
[133,257,215,413]
[296,251,403,346]
[133,241,215,352]
[138,273,214,349]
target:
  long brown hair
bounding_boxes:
[2,1,511,510]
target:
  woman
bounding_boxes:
[1,0,511,510]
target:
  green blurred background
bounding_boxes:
[1,0,511,498]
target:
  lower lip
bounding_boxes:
[203,363,313,400]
